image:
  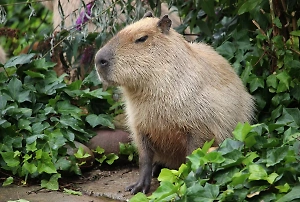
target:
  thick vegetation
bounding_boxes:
[0,0,300,201]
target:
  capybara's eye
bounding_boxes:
[135,35,148,43]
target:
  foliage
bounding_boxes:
[130,0,300,201]
[0,0,299,199]
[0,0,142,189]
[131,122,300,201]
[0,55,114,186]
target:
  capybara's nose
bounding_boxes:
[95,47,113,69]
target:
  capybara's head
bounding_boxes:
[94,12,185,88]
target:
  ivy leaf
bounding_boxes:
[41,173,61,190]
[56,101,82,118]
[232,122,252,142]
[55,157,72,171]
[277,185,300,202]
[238,0,263,15]
[276,71,291,92]
[129,192,149,202]
[158,168,177,183]
[0,151,20,167]
[4,53,35,68]
[74,147,91,159]
[2,176,13,186]
[266,146,288,167]
[266,173,279,184]
[105,153,119,165]
[276,183,290,193]
[22,161,37,174]
[33,58,56,71]
[63,188,82,196]
[18,119,32,132]
[248,164,267,181]
[249,77,264,92]
[193,183,220,202]
[7,77,22,101]
[86,114,115,129]
[24,70,45,78]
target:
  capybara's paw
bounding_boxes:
[125,181,150,195]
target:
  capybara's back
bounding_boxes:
[95,12,255,194]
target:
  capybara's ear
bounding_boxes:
[143,11,154,18]
[157,15,172,34]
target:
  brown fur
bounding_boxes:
[95,14,255,194]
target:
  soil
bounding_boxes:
[0,164,160,202]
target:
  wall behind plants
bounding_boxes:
[130,0,300,201]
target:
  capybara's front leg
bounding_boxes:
[126,135,154,194]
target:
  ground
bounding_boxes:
[0,165,159,202]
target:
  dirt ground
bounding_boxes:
[0,165,159,202]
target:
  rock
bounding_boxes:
[87,129,131,155]
[66,141,95,169]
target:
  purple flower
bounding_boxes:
[76,1,94,30]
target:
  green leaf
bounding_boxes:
[216,41,236,60]
[22,161,37,174]
[158,168,177,183]
[74,147,91,159]
[93,146,105,154]
[0,95,7,110]
[266,146,288,167]
[248,164,267,181]
[275,183,290,193]
[230,172,250,186]
[24,70,45,78]
[129,192,149,202]
[276,71,291,91]
[26,141,37,152]
[266,173,279,184]
[18,119,32,132]
[7,77,22,101]
[41,173,61,190]
[149,181,178,201]
[238,0,263,15]
[276,108,300,127]
[55,157,72,171]
[33,58,56,71]
[4,53,35,68]
[290,30,300,37]
[232,122,252,142]
[205,152,225,164]
[86,114,115,129]
[1,151,20,167]
[192,183,220,201]
[56,101,82,118]
[249,77,264,92]
[201,139,215,154]
[266,74,278,89]
[2,176,13,186]
[63,188,82,196]
[37,152,57,174]
[277,185,300,202]
[273,17,282,28]
[105,153,119,165]
[242,152,259,166]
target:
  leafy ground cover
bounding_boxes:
[0,0,300,201]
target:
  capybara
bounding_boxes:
[94,12,255,194]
